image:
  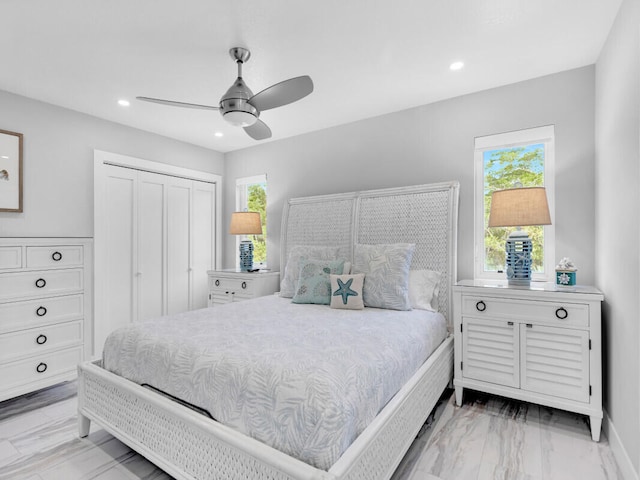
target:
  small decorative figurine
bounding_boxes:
[556,257,577,286]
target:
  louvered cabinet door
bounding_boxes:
[520,324,590,403]
[462,317,519,388]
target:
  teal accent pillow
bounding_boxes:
[292,259,345,305]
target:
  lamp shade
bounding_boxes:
[488,187,551,228]
[229,211,262,235]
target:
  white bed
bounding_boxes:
[78,181,459,480]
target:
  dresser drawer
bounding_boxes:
[209,276,254,295]
[0,294,84,333]
[0,346,83,392]
[0,321,83,362]
[0,246,22,270]
[26,245,83,269]
[0,269,83,302]
[461,295,589,328]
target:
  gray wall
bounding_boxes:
[224,66,596,284]
[595,0,640,475]
[0,89,224,237]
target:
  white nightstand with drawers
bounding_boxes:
[207,270,280,307]
[453,279,604,441]
[0,238,93,402]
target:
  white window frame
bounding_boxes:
[474,125,555,282]
[235,174,267,269]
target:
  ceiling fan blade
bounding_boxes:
[136,96,219,110]
[249,76,313,112]
[244,119,272,140]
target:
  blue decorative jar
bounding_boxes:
[556,270,576,286]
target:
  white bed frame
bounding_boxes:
[77,181,459,480]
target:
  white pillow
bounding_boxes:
[353,243,415,311]
[409,269,442,312]
[280,245,340,298]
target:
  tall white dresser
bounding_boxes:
[0,238,92,402]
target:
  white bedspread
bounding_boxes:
[102,294,447,470]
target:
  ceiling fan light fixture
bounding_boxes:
[223,110,258,127]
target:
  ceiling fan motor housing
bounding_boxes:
[220,66,259,127]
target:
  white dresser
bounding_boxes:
[0,238,92,402]
[453,279,604,441]
[207,270,279,306]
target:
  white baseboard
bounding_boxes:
[603,409,638,480]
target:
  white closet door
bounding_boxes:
[97,165,138,353]
[166,177,192,315]
[138,171,166,321]
[191,181,216,310]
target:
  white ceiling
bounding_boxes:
[1,0,621,153]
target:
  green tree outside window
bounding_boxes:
[247,183,267,264]
[484,144,545,273]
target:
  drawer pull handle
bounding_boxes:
[35,278,47,288]
[555,307,568,320]
[241,281,247,289]
[36,306,47,317]
[507,321,514,326]
[215,279,220,287]
[475,300,486,312]
[51,251,63,261]
[36,334,47,345]
[36,362,48,373]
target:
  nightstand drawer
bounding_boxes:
[209,277,254,294]
[461,295,589,327]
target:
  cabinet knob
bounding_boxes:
[241,281,247,289]
[36,334,48,345]
[35,278,47,288]
[36,306,47,317]
[36,362,48,373]
[555,307,568,320]
[475,300,486,312]
[215,279,220,287]
[51,251,63,261]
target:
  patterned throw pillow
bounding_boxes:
[280,245,340,298]
[292,259,345,305]
[353,243,415,311]
[330,274,365,310]
[409,269,442,311]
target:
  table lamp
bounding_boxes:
[488,187,551,285]
[229,211,262,271]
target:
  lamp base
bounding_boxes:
[505,230,532,285]
[239,240,254,272]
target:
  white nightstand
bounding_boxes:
[453,279,604,441]
[207,270,280,307]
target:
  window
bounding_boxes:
[474,126,555,281]
[236,174,267,267]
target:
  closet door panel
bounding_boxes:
[138,172,166,321]
[167,178,192,315]
[192,181,215,310]
[99,165,137,352]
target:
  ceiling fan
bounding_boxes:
[137,47,314,140]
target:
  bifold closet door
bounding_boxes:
[192,180,216,310]
[99,165,138,352]
[138,171,165,322]
[166,177,192,316]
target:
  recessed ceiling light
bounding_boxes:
[1,155,8,159]
[214,132,224,137]
[450,61,465,71]
[118,99,130,107]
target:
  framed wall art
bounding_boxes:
[0,129,23,212]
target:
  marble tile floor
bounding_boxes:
[0,382,623,480]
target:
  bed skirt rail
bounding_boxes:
[77,336,453,480]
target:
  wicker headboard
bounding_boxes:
[280,182,459,326]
